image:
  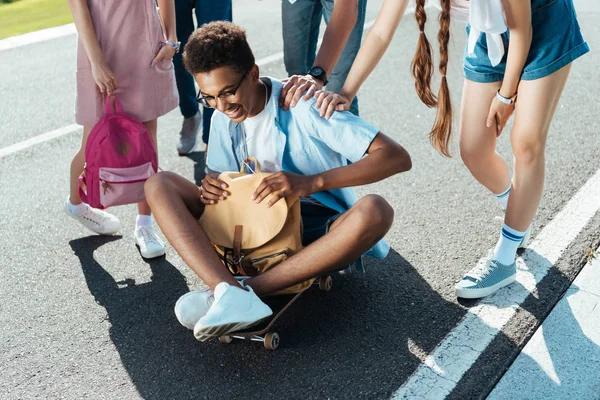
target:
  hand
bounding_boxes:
[200,173,229,205]
[151,44,176,68]
[313,90,351,119]
[280,74,324,110]
[91,59,118,96]
[486,95,515,137]
[252,172,317,208]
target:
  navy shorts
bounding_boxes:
[300,197,343,246]
[464,0,589,82]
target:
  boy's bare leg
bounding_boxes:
[245,195,394,295]
[144,172,238,290]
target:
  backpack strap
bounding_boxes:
[103,95,124,115]
[233,225,244,273]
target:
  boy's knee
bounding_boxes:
[144,171,174,198]
[356,195,394,230]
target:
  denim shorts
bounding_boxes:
[463,0,589,83]
[300,197,343,246]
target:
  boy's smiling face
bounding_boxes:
[195,65,261,123]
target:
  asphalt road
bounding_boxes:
[1,1,599,399]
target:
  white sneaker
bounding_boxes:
[193,282,272,342]
[173,277,250,330]
[64,198,120,235]
[134,225,165,259]
[174,289,214,330]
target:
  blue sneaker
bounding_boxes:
[455,250,517,299]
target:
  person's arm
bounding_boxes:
[486,0,532,135]
[280,0,358,109]
[66,0,117,95]
[313,0,359,78]
[313,0,410,118]
[311,132,412,193]
[152,0,178,66]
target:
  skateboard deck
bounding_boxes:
[217,275,332,350]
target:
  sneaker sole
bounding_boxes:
[135,244,165,259]
[455,274,516,299]
[194,315,271,342]
[177,136,199,156]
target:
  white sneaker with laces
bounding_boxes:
[134,225,165,259]
[193,282,272,342]
[64,198,120,235]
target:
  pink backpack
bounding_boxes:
[79,95,158,209]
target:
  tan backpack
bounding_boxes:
[198,160,314,295]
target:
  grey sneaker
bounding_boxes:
[455,250,517,299]
[177,110,202,155]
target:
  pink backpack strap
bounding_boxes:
[103,95,124,115]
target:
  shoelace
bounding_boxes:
[82,207,109,226]
[181,115,198,137]
[138,226,160,245]
[465,251,496,281]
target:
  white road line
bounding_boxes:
[0,124,80,159]
[0,23,76,52]
[392,168,600,399]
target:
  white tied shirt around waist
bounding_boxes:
[429,0,508,66]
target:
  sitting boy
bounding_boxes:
[145,21,412,341]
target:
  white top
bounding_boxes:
[429,0,507,66]
[242,83,282,173]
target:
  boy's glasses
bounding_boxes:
[196,70,249,108]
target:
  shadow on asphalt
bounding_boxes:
[69,238,468,399]
[182,150,206,187]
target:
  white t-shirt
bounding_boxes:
[241,83,282,173]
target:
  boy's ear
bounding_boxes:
[251,64,260,81]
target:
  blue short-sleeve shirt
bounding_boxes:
[206,78,390,260]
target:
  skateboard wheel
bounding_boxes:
[318,276,332,291]
[218,335,232,344]
[264,332,280,350]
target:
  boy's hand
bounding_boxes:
[200,173,229,205]
[252,172,317,208]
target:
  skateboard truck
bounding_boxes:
[217,276,332,350]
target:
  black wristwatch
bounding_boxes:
[308,66,328,85]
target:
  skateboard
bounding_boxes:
[217,275,333,350]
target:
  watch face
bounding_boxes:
[312,67,324,75]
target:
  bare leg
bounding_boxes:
[459,80,512,194]
[506,64,572,231]
[69,126,93,205]
[144,172,239,289]
[137,119,158,216]
[245,195,394,296]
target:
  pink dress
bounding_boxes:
[75,0,179,126]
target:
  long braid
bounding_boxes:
[411,0,437,108]
[429,0,453,157]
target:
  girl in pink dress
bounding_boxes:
[64,0,179,258]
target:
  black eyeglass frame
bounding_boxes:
[196,70,249,108]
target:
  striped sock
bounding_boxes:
[493,223,526,265]
[494,187,511,211]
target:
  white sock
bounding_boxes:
[68,199,87,216]
[493,223,526,265]
[494,186,511,211]
[136,214,153,228]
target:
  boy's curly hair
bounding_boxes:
[183,21,255,75]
